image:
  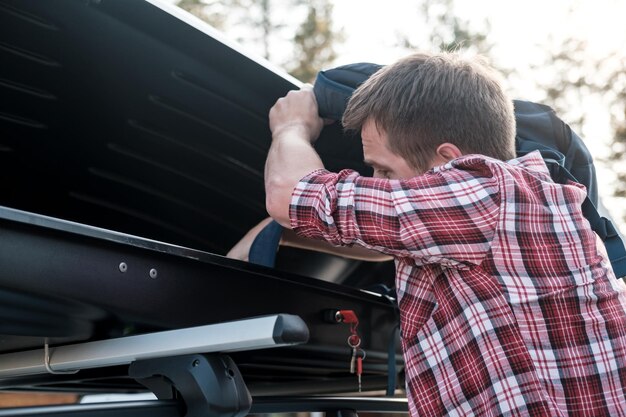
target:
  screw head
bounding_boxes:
[149,268,158,279]
[119,262,127,273]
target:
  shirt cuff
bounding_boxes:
[288,168,336,239]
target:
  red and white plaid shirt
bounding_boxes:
[290,151,626,416]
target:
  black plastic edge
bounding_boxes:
[272,314,310,345]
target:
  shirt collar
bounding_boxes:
[507,150,552,178]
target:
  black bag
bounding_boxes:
[312,63,626,278]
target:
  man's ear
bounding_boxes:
[435,143,463,162]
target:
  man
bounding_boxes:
[260,52,626,416]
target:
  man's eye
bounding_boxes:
[375,169,390,179]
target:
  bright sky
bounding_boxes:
[332,0,626,66]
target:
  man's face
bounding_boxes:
[361,118,419,180]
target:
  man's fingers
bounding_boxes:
[268,86,324,144]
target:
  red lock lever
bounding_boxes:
[335,309,358,324]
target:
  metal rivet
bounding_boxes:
[119,262,127,273]
[192,359,200,367]
[149,268,158,279]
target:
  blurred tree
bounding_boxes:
[176,0,229,30]
[176,0,342,78]
[289,0,343,82]
[176,0,275,59]
[399,0,515,85]
[401,0,494,56]
[531,37,604,131]
[606,64,626,202]
[259,0,272,60]
[613,113,626,199]
[533,36,626,225]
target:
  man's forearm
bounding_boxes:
[281,229,393,262]
[264,128,324,227]
[265,86,325,227]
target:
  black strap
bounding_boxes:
[248,220,283,268]
[580,198,626,278]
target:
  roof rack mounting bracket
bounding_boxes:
[129,353,251,417]
[327,409,360,417]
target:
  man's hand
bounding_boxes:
[269,85,324,144]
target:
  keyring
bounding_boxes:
[347,334,361,348]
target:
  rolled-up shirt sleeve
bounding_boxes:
[289,159,501,268]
